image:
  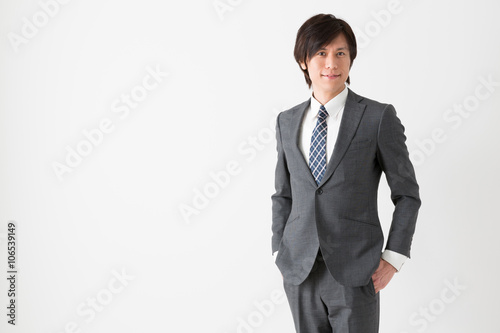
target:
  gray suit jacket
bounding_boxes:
[271,88,421,287]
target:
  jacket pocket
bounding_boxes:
[367,277,376,296]
[348,139,372,151]
[282,215,300,240]
[339,217,378,227]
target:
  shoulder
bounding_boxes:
[280,99,310,116]
[348,88,398,124]
[276,99,310,124]
[348,88,392,112]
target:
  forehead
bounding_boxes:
[320,33,348,50]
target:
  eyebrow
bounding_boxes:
[319,46,348,51]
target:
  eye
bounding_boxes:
[337,51,345,56]
[317,51,326,56]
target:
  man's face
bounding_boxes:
[300,33,351,102]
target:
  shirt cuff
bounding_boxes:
[381,250,407,272]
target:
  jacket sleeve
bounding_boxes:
[376,104,421,258]
[271,113,293,254]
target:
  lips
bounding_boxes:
[322,74,340,79]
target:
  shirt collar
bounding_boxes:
[309,83,348,120]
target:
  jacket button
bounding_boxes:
[317,189,323,195]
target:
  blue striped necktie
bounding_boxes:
[309,105,329,185]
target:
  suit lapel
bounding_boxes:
[319,89,366,186]
[289,99,318,187]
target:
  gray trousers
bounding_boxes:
[283,249,380,333]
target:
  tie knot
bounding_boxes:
[318,105,328,119]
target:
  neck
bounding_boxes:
[312,86,345,105]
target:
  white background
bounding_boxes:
[1,0,499,332]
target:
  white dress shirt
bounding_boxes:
[299,84,348,165]
[274,84,407,272]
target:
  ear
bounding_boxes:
[300,62,307,70]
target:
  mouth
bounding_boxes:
[322,74,340,79]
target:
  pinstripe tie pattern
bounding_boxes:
[309,105,329,185]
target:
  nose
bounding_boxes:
[325,53,337,69]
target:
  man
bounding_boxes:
[271,14,421,332]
